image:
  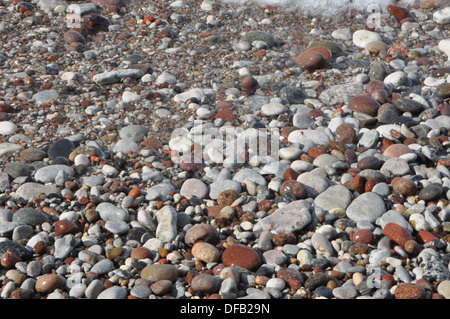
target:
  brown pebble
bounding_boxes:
[130,247,152,260]
[1,252,22,269]
[35,274,64,295]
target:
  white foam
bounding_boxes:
[220,0,445,16]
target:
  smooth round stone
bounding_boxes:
[333,285,358,299]
[384,71,406,88]
[112,138,139,154]
[437,280,450,299]
[12,208,48,227]
[96,202,128,222]
[241,31,277,47]
[47,138,75,159]
[352,229,374,244]
[184,223,219,246]
[191,274,222,293]
[314,185,352,211]
[331,28,352,41]
[365,41,387,54]
[104,221,129,235]
[222,244,262,271]
[19,148,47,162]
[150,280,173,296]
[419,184,443,201]
[311,232,333,257]
[394,283,426,299]
[156,206,177,243]
[140,264,178,282]
[1,252,21,269]
[130,285,152,299]
[357,156,380,170]
[436,83,450,99]
[35,274,64,294]
[348,95,380,116]
[90,258,114,275]
[74,154,89,167]
[179,178,209,199]
[335,123,357,144]
[0,121,17,135]
[261,102,286,116]
[380,158,410,175]
[278,147,302,160]
[295,51,327,70]
[240,76,259,91]
[434,7,450,25]
[34,165,74,183]
[297,172,330,197]
[346,192,386,223]
[266,278,285,291]
[393,178,417,197]
[64,31,85,44]
[119,125,148,142]
[97,286,128,299]
[191,242,220,263]
[393,98,425,114]
[253,200,311,233]
[233,168,266,186]
[353,30,383,48]
[279,180,307,199]
[383,144,413,158]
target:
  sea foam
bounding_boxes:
[220,0,446,16]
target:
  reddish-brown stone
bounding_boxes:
[276,267,303,290]
[240,76,259,92]
[304,46,332,65]
[367,80,391,95]
[344,174,366,194]
[35,274,64,295]
[1,252,22,269]
[352,229,374,244]
[387,5,409,21]
[383,222,413,247]
[54,220,80,237]
[63,31,85,44]
[348,96,380,117]
[184,223,219,246]
[357,156,381,170]
[295,51,327,70]
[222,244,262,271]
[417,230,439,244]
[394,283,426,299]
[33,241,46,255]
[257,199,272,212]
[215,108,233,122]
[279,180,307,199]
[335,123,357,144]
[383,143,413,158]
[217,190,239,206]
[404,239,420,255]
[344,149,357,164]
[130,247,152,260]
[283,167,299,181]
[371,88,390,104]
[205,205,224,218]
[10,288,34,299]
[393,178,417,197]
[364,178,377,193]
[281,126,299,138]
[307,146,326,159]
[272,232,296,246]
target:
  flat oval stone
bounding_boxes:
[35,274,64,294]
[140,264,178,282]
[191,242,220,263]
[12,208,48,227]
[383,222,413,247]
[184,223,219,246]
[418,183,443,201]
[393,98,425,114]
[191,274,222,293]
[295,51,327,70]
[349,96,380,116]
[279,180,307,199]
[222,244,262,271]
[346,192,386,223]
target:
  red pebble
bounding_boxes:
[383,222,413,247]
[417,230,439,244]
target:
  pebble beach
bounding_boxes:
[0,0,449,300]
